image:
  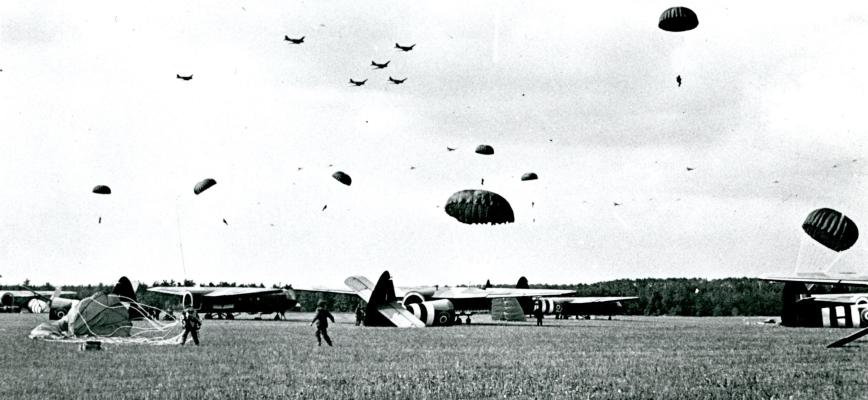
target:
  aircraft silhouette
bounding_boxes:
[686,167,694,171]
[388,76,406,84]
[176,74,193,81]
[284,35,305,44]
[349,79,367,86]
[395,43,415,51]
[613,202,621,206]
[371,60,390,69]
[223,218,228,226]
[446,147,456,151]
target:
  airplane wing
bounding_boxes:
[4,290,76,300]
[761,272,868,287]
[550,296,639,304]
[802,293,868,304]
[481,288,576,298]
[291,286,358,296]
[147,287,283,297]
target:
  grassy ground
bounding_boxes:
[1,313,866,399]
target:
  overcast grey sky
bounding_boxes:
[1,1,866,288]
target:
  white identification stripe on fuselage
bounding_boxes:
[852,305,861,327]
[822,308,831,327]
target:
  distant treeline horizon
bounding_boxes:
[4,277,861,316]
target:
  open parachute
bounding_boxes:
[658,7,699,32]
[444,189,515,225]
[802,208,859,252]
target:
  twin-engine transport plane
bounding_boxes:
[762,272,868,347]
[147,286,299,320]
[339,270,633,327]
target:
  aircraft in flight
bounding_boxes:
[1,288,76,314]
[335,270,636,327]
[762,272,868,347]
[147,285,299,320]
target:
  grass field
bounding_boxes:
[1,313,867,399]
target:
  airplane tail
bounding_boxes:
[347,271,423,328]
[112,276,144,319]
[515,276,534,314]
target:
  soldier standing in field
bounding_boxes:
[181,307,201,346]
[533,303,544,326]
[311,301,335,346]
[355,303,366,326]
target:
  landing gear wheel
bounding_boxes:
[465,317,471,325]
[454,316,463,325]
[226,313,235,320]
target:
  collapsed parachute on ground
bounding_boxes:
[658,7,698,32]
[332,171,352,186]
[193,178,217,195]
[92,185,111,195]
[475,145,494,155]
[802,208,859,252]
[444,189,514,225]
[30,292,131,339]
[521,173,538,181]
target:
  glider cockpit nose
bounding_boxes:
[0,292,13,307]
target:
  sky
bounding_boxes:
[0,1,866,288]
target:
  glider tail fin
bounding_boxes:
[357,271,423,328]
[112,276,145,319]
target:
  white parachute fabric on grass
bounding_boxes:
[29,293,183,345]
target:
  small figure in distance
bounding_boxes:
[355,304,366,326]
[533,302,544,326]
[395,43,415,52]
[284,35,305,44]
[180,307,201,346]
[371,60,390,69]
[349,78,367,86]
[676,75,682,87]
[311,301,335,346]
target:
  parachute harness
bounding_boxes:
[43,296,184,346]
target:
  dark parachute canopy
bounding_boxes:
[521,172,538,181]
[69,292,132,337]
[802,208,859,252]
[658,7,698,32]
[444,189,514,225]
[92,185,111,195]
[475,144,494,155]
[193,178,217,195]
[332,171,352,186]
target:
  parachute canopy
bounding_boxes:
[92,185,111,195]
[658,7,698,32]
[332,171,352,186]
[521,172,538,181]
[68,293,132,337]
[444,189,515,225]
[193,178,217,195]
[475,145,494,155]
[802,208,859,252]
